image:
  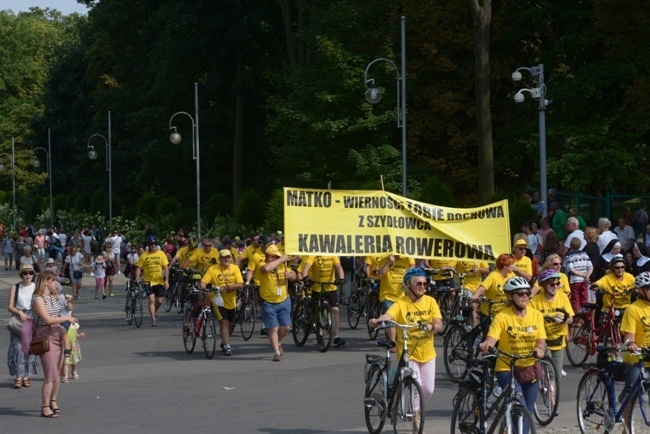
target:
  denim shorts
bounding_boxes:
[261,298,291,329]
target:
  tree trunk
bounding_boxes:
[469,0,494,201]
[233,40,245,213]
[275,0,297,66]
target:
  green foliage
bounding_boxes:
[264,189,285,233]
[203,214,256,241]
[413,176,456,207]
[235,190,265,228]
[485,189,538,242]
[135,193,158,219]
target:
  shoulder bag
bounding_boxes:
[28,300,50,356]
[6,284,23,336]
[71,258,83,279]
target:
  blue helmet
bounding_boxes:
[403,268,427,286]
[146,235,158,245]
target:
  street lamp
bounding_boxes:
[512,64,548,218]
[363,16,407,197]
[0,137,16,231]
[168,82,201,239]
[87,111,113,232]
[32,129,54,227]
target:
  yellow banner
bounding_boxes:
[283,188,511,262]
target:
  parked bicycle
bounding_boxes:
[291,281,333,352]
[363,320,427,434]
[124,277,145,328]
[182,286,218,359]
[451,349,538,434]
[576,344,650,433]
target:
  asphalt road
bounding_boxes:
[0,268,585,433]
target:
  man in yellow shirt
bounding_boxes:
[512,239,533,282]
[169,238,196,268]
[201,249,244,356]
[245,234,274,336]
[377,254,415,344]
[594,254,634,315]
[183,236,220,272]
[135,235,169,327]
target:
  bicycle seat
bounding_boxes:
[376,339,396,350]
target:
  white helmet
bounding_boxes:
[504,276,530,293]
[636,272,650,289]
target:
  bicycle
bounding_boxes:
[533,353,560,426]
[124,277,144,328]
[347,277,378,329]
[566,291,630,367]
[291,281,333,352]
[164,265,185,313]
[181,286,218,359]
[364,320,427,434]
[450,349,538,434]
[231,284,256,341]
[427,268,473,335]
[576,345,650,434]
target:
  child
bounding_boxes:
[66,322,84,380]
[52,284,72,382]
[91,255,107,299]
[46,257,70,285]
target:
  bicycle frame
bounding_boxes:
[574,300,623,356]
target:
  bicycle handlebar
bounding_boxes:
[372,320,426,332]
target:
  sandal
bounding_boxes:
[60,377,69,383]
[72,372,79,380]
[22,378,31,387]
[41,405,59,418]
[13,378,22,389]
[50,400,61,414]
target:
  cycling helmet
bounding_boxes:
[403,268,427,286]
[537,269,560,284]
[503,276,530,293]
[187,238,197,249]
[609,254,626,269]
[146,235,158,245]
[258,234,273,245]
[636,271,650,289]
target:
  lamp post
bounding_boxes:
[32,129,54,227]
[168,82,201,239]
[363,16,407,197]
[512,64,548,218]
[0,137,16,231]
[87,111,112,232]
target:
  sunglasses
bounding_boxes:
[546,281,560,288]
[203,244,212,247]
[412,281,427,287]
[551,262,561,266]
[22,271,35,276]
[613,266,626,270]
[516,247,527,250]
[512,291,531,298]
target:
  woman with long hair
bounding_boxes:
[539,253,571,296]
[541,231,562,264]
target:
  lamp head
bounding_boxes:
[365,84,382,105]
[170,130,182,144]
[512,71,522,82]
[33,158,41,168]
[514,92,525,104]
[88,149,98,160]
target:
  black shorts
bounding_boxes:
[147,284,165,298]
[313,290,339,308]
[216,306,236,322]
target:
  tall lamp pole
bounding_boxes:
[87,111,113,232]
[363,16,407,197]
[512,64,548,218]
[168,82,201,239]
[32,131,53,227]
[0,138,16,231]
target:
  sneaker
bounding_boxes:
[220,342,226,350]
[118,270,121,274]
[561,370,567,377]
[260,328,268,336]
[151,320,157,327]
[95,295,99,299]
[110,294,115,297]
[333,337,346,347]
[90,272,95,277]
[224,347,232,356]
[272,354,281,362]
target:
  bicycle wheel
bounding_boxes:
[443,325,470,382]
[182,306,196,354]
[577,370,612,434]
[240,300,256,341]
[496,401,536,434]
[364,364,387,434]
[316,303,333,352]
[566,318,590,367]
[163,285,174,312]
[367,297,381,340]
[291,301,310,346]
[134,293,143,328]
[535,355,560,426]
[450,388,479,434]
[175,282,184,314]
[347,292,361,329]
[392,376,425,434]
[202,315,217,359]
[437,294,453,336]
[628,386,650,434]
[125,290,133,325]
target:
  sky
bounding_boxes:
[1,0,89,15]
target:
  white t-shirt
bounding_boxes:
[106,235,122,254]
[91,261,106,278]
[59,233,67,247]
[564,230,586,250]
[81,234,93,254]
[66,252,84,271]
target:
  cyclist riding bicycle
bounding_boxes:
[369,267,442,432]
[135,235,170,327]
[593,254,634,324]
[183,236,219,272]
[479,276,547,418]
[169,238,197,268]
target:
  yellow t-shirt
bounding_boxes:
[479,270,516,316]
[621,299,650,365]
[428,259,457,281]
[487,307,547,371]
[247,250,267,285]
[240,244,260,266]
[514,256,532,276]
[304,256,340,292]
[229,246,240,260]
[187,248,221,272]
[173,246,195,266]
[378,256,415,303]
[596,273,635,311]
[259,262,289,304]
[365,255,383,277]
[137,250,169,286]
[386,295,442,363]
[528,292,575,350]
[456,261,489,292]
[201,263,243,310]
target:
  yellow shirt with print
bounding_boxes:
[240,244,260,266]
[174,246,195,267]
[247,250,267,285]
[456,261,489,292]
[386,295,442,363]
[378,256,415,303]
[514,256,532,276]
[229,246,240,260]
[529,292,575,350]
[304,256,340,292]
[187,248,221,273]
[488,307,547,371]
[137,250,169,286]
[201,263,243,310]
[259,262,289,304]
[428,259,457,281]
[596,272,635,311]
[621,299,650,365]
[365,255,382,278]
[479,270,516,316]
